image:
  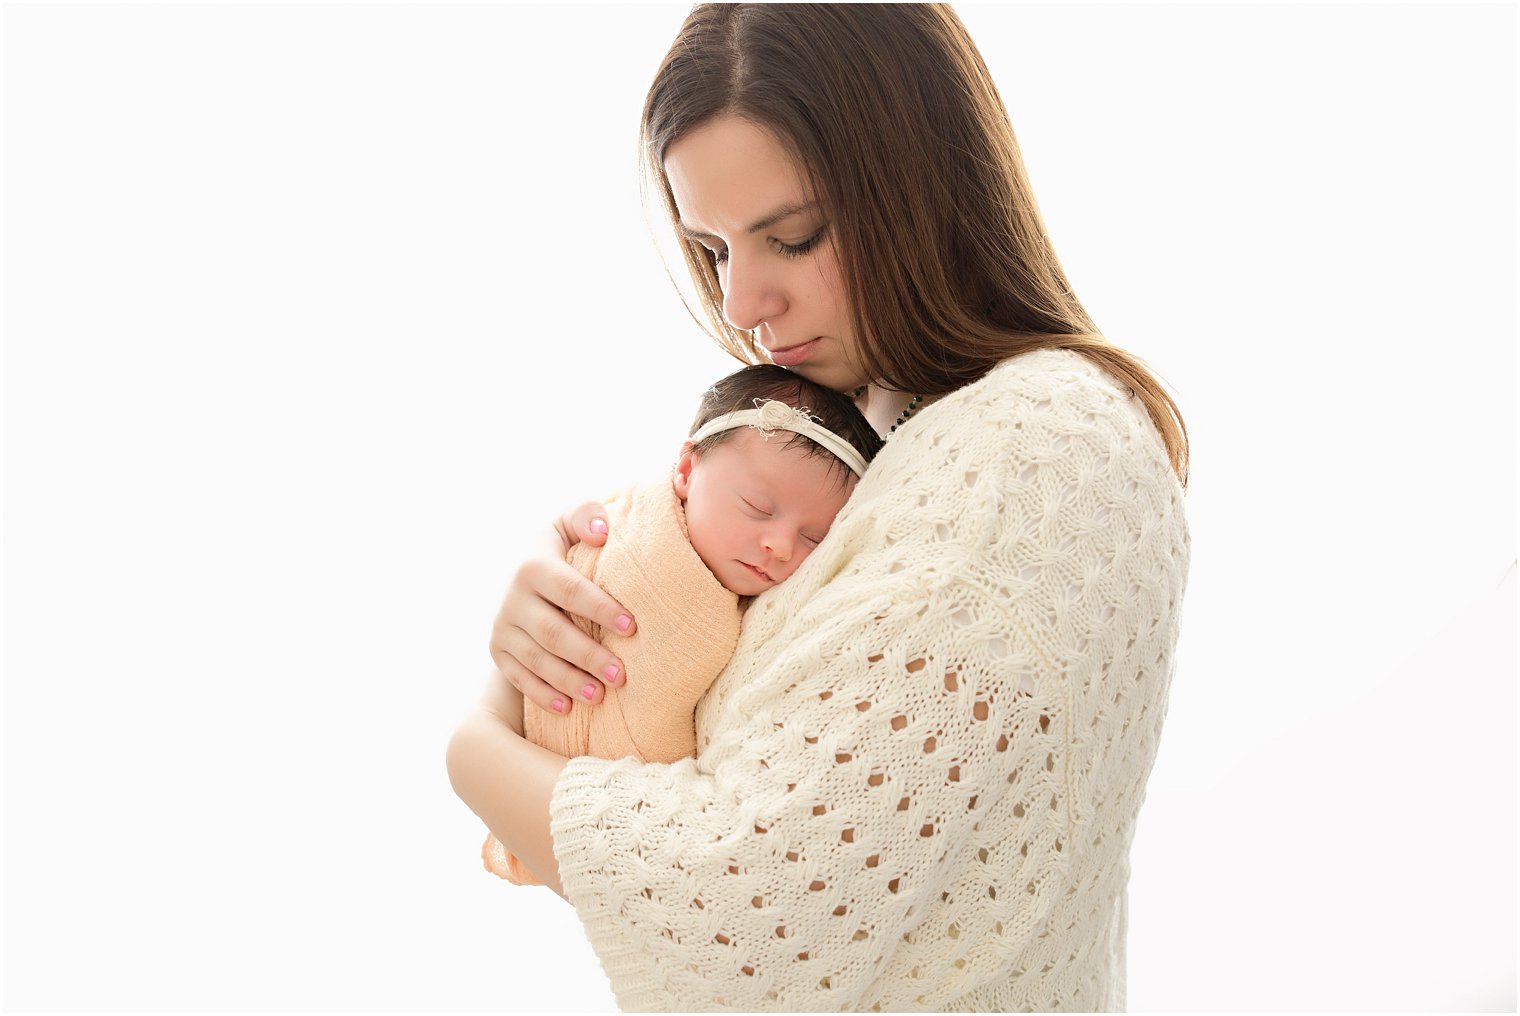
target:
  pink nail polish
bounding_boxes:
[589,518,608,535]
[581,684,596,700]
[614,614,632,633]
[603,664,621,684]
[551,697,567,713]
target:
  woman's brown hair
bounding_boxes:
[641,3,1189,486]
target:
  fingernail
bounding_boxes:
[581,684,597,700]
[614,614,632,633]
[551,697,566,713]
[589,518,608,535]
[603,664,621,685]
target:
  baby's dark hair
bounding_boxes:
[689,364,884,484]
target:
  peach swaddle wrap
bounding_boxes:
[482,476,744,885]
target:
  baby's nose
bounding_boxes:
[763,530,794,562]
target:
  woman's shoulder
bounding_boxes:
[845,344,1183,558]
[949,346,1136,421]
[886,346,1160,475]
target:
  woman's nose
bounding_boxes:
[721,250,786,332]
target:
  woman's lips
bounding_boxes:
[766,337,821,367]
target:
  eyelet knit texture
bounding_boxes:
[548,348,1190,1011]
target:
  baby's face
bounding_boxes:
[674,428,856,597]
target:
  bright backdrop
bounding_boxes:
[4,3,1515,1012]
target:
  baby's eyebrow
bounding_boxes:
[678,201,819,243]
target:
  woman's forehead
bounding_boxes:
[664,117,813,233]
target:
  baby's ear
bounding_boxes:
[672,440,698,502]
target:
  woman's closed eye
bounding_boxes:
[700,226,829,268]
[772,226,827,259]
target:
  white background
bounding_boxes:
[3,2,1514,1012]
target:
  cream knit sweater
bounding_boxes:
[548,348,1190,1012]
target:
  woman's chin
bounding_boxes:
[780,362,865,395]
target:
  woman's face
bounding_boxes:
[663,116,867,393]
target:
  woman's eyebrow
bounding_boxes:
[679,201,818,242]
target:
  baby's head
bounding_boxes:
[674,365,884,596]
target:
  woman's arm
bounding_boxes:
[449,501,645,897]
[447,666,569,897]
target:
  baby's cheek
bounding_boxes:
[784,544,816,577]
[685,513,725,577]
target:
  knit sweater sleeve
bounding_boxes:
[548,351,1189,1011]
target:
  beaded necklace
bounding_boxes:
[853,386,925,436]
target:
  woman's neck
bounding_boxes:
[855,384,938,437]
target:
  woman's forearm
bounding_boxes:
[447,704,569,898]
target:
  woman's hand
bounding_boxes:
[490,501,637,716]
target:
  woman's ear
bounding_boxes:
[672,440,698,502]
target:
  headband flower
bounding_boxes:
[752,398,820,437]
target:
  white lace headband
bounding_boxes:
[688,398,869,477]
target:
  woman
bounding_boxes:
[448,5,1189,1010]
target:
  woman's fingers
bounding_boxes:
[489,506,638,717]
[521,555,637,639]
[494,645,574,717]
[494,601,614,704]
[563,501,612,549]
[491,559,634,702]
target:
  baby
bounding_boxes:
[483,364,883,885]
